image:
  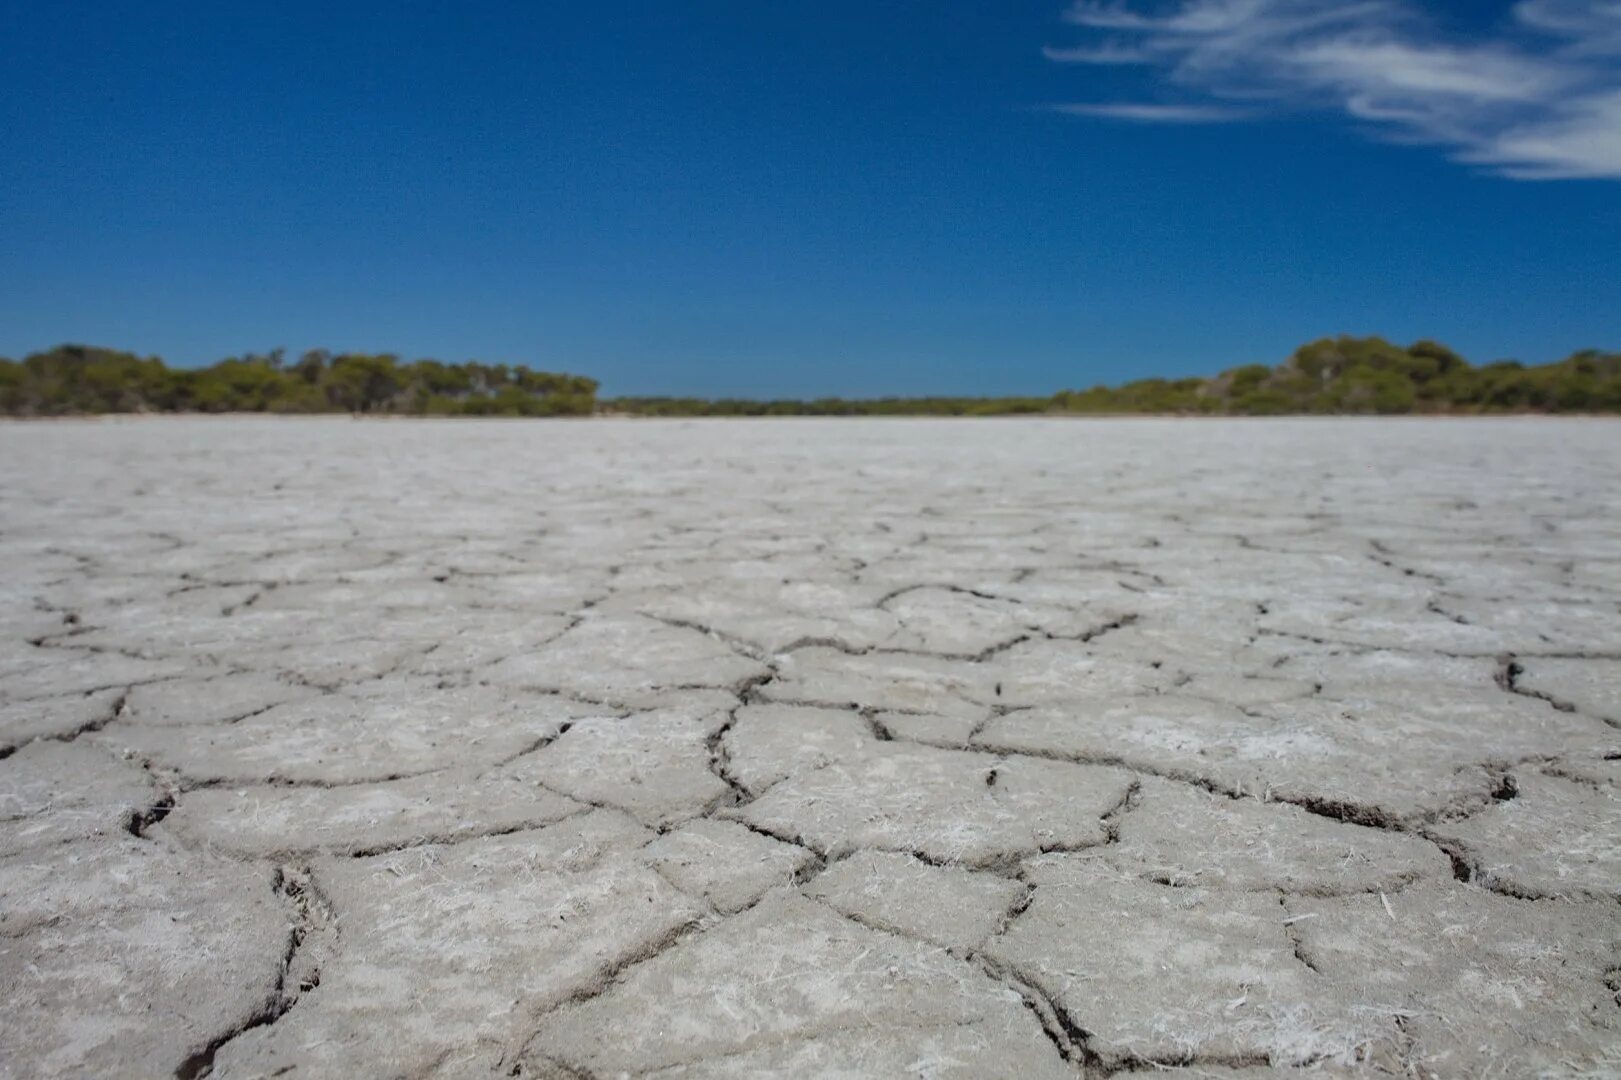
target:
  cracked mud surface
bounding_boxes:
[1,416,1618,1078]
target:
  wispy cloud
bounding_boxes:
[1050,101,1250,121]
[1042,43,1153,64]
[1043,0,1621,178]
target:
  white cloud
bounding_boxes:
[1044,0,1621,179]
[1467,87,1621,177]
[1289,40,1561,102]
[1066,0,1277,34]
[1042,43,1153,64]
[1516,0,1621,53]
[1050,101,1250,121]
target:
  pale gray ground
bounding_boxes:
[0,416,1617,1079]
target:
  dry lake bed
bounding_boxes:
[1,416,1618,1079]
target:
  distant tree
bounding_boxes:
[0,358,23,413]
[1407,339,1466,380]
[292,349,330,385]
[323,354,401,412]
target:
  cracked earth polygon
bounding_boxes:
[1,417,1617,1077]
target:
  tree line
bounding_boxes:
[2,337,1618,417]
[1050,338,1621,416]
[0,346,599,416]
[611,337,1620,416]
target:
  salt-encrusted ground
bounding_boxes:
[0,416,1617,1079]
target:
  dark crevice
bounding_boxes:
[1279,894,1324,974]
[1098,779,1143,844]
[174,864,333,1079]
[990,883,1036,938]
[875,582,1004,608]
[1427,836,1475,884]
[721,815,829,861]
[1062,612,1142,645]
[346,812,591,859]
[1494,654,1605,731]
[774,633,1034,666]
[641,614,772,664]
[1426,598,1471,626]
[966,736,1246,802]
[125,792,176,838]
[1273,791,1405,832]
[968,953,1102,1070]
[518,914,709,1059]
[859,707,894,742]
[39,689,131,748]
[703,708,753,809]
[1261,627,1621,663]
[1490,772,1519,803]
[789,851,830,887]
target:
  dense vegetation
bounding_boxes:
[613,338,1621,416]
[0,346,598,416]
[1050,338,1621,416]
[2,337,1617,417]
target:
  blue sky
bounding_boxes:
[1,1,1618,397]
